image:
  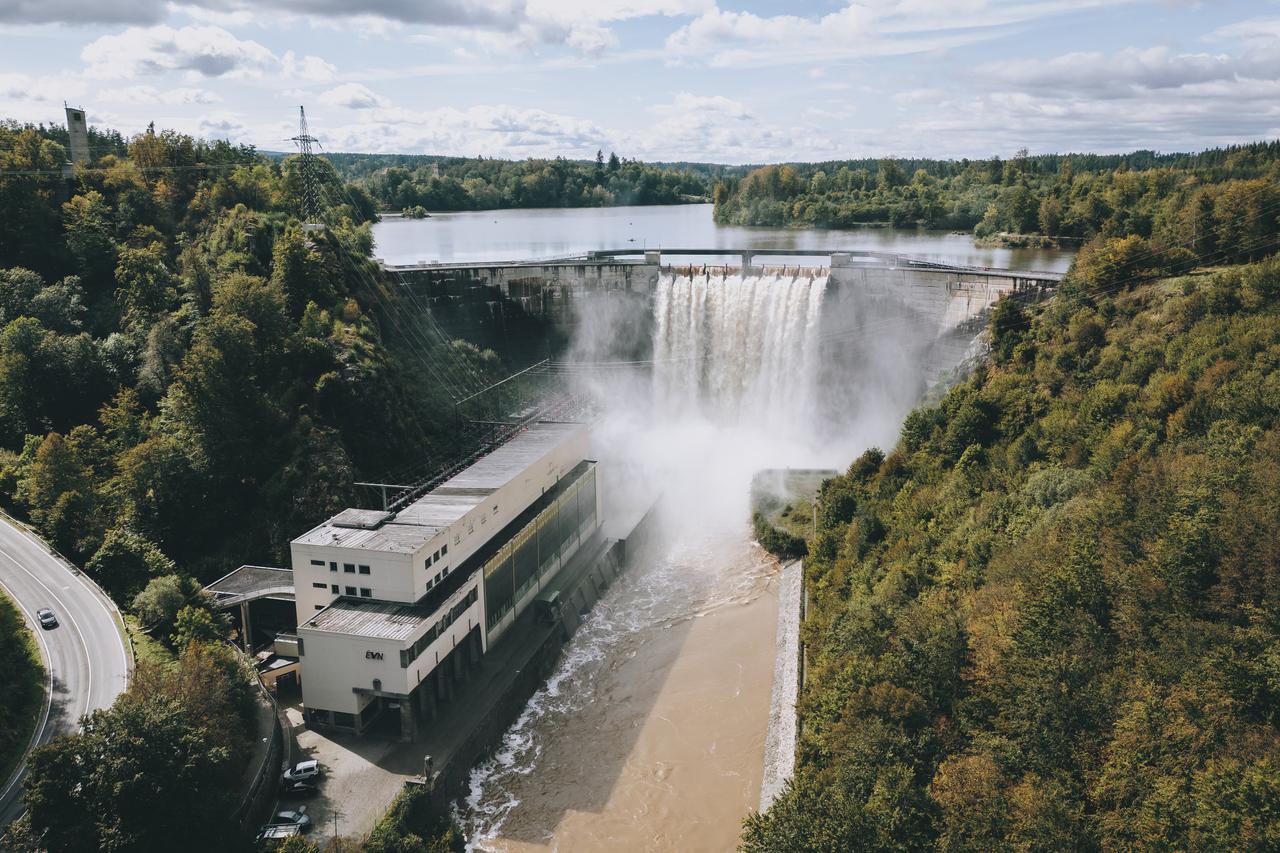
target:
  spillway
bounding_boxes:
[652,269,828,437]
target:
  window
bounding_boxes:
[330,561,338,572]
[358,565,370,575]
[441,544,448,557]
[310,559,325,567]
[331,584,339,593]
[454,533,460,545]
[315,604,324,611]
[297,638,304,656]
[343,563,356,573]
[311,582,327,589]
[360,588,372,598]
[425,554,433,568]
[345,586,357,596]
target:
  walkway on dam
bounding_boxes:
[381,248,1066,284]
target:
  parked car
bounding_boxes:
[281,759,321,783]
[280,779,320,798]
[271,807,311,833]
[36,608,57,629]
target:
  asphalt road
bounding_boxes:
[0,515,131,826]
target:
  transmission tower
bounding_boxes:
[290,106,324,230]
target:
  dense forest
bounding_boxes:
[0,119,505,591]
[712,142,1280,238]
[0,118,498,850]
[744,245,1280,848]
[326,150,721,212]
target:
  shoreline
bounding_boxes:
[759,557,802,811]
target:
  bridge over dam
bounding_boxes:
[380,248,1065,396]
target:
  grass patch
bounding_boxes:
[124,614,176,667]
[0,588,46,788]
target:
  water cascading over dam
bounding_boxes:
[651,269,828,437]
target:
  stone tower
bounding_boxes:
[64,104,89,165]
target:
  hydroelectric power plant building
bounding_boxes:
[291,421,599,737]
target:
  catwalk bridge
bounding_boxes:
[382,247,1066,289]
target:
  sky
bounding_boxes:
[1,0,1279,163]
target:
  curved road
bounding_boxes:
[0,515,131,825]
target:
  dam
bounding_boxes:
[383,249,1063,436]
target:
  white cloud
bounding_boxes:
[976,46,1272,95]
[564,22,620,55]
[97,84,223,105]
[665,0,1138,68]
[0,72,89,102]
[82,25,277,78]
[282,50,337,82]
[318,82,388,109]
[80,25,334,82]
[313,103,612,157]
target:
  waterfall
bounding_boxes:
[652,268,828,437]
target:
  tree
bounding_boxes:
[170,604,225,649]
[17,645,253,853]
[85,527,177,598]
[131,573,197,632]
[114,242,177,328]
[62,191,116,290]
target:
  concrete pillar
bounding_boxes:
[453,647,469,684]
[399,699,417,742]
[741,253,751,271]
[239,602,252,652]
[644,251,661,265]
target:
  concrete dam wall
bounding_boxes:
[386,255,1054,386]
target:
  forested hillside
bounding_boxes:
[327,150,717,212]
[713,142,1280,237]
[0,589,43,788]
[0,119,498,597]
[744,252,1280,850]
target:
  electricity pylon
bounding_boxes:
[290,106,324,229]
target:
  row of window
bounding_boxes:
[310,559,371,575]
[311,581,373,597]
[424,544,448,568]
[399,586,479,669]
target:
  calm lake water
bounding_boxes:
[372,203,1073,272]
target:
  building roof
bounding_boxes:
[300,598,435,642]
[292,421,584,555]
[206,565,294,607]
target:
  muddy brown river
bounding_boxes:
[460,531,779,852]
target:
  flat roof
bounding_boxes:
[301,598,435,642]
[206,565,294,606]
[293,421,584,555]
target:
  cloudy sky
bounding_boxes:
[1,0,1278,163]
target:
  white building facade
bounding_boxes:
[291,421,600,736]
